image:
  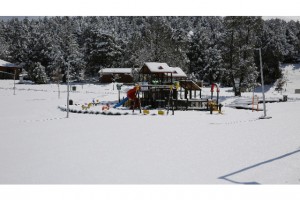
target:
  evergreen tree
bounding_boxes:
[284,26,299,62]
[259,19,287,83]
[1,16,299,86]
[29,62,48,84]
[187,29,209,80]
[187,16,224,83]
[203,46,224,83]
[83,27,123,76]
[222,16,262,95]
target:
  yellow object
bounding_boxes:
[82,103,92,110]
[135,84,140,91]
[143,110,150,115]
[158,110,164,115]
[82,105,88,110]
[174,81,180,90]
[208,101,218,111]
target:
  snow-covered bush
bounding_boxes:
[29,62,48,84]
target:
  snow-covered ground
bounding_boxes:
[0,65,300,184]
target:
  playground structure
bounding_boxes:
[137,62,207,112]
[61,62,223,115]
[112,81,222,115]
[59,82,222,115]
[109,62,224,114]
[114,85,142,113]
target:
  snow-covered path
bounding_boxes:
[0,79,299,184]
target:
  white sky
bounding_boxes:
[263,16,300,21]
[1,0,300,17]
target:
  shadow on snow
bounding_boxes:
[218,148,300,185]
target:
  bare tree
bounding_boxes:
[52,68,63,99]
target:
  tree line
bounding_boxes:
[0,16,299,92]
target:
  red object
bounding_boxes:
[127,87,137,100]
[211,83,215,92]
[102,105,110,111]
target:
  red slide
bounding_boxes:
[127,87,137,100]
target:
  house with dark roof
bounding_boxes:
[99,68,134,83]
[0,59,22,79]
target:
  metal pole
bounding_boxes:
[257,48,271,119]
[67,63,70,118]
[259,48,266,117]
[13,70,16,95]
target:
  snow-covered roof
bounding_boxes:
[142,62,173,73]
[99,68,132,74]
[0,59,20,68]
[168,67,187,78]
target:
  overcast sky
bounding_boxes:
[1,16,300,22]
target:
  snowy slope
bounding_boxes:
[0,74,299,184]
[281,63,300,95]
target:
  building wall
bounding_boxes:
[100,73,133,83]
[0,67,21,79]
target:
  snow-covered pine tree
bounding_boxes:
[222,16,262,95]
[203,45,224,83]
[259,19,287,83]
[187,16,224,83]
[0,35,9,59]
[187,29,209,80]
[131,17,189,70]
[284,25,299,63]
[30,62,48,84]
[83,27,124,77]
[4,18,31,66]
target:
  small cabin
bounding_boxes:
[99,68,134,83]
[0,59,22,79]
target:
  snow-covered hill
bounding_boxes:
[281,63,300,95]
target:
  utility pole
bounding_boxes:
[13,70,16,95]
[256,48,271,119]
[67,63,70,118]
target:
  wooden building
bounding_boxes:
[99,68,134,83]
[167,67,187,81]
[139,62,174,84]
[0,59,22,79]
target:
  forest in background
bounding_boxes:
[1,16,300,92]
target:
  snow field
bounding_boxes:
[0,76,300,184]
